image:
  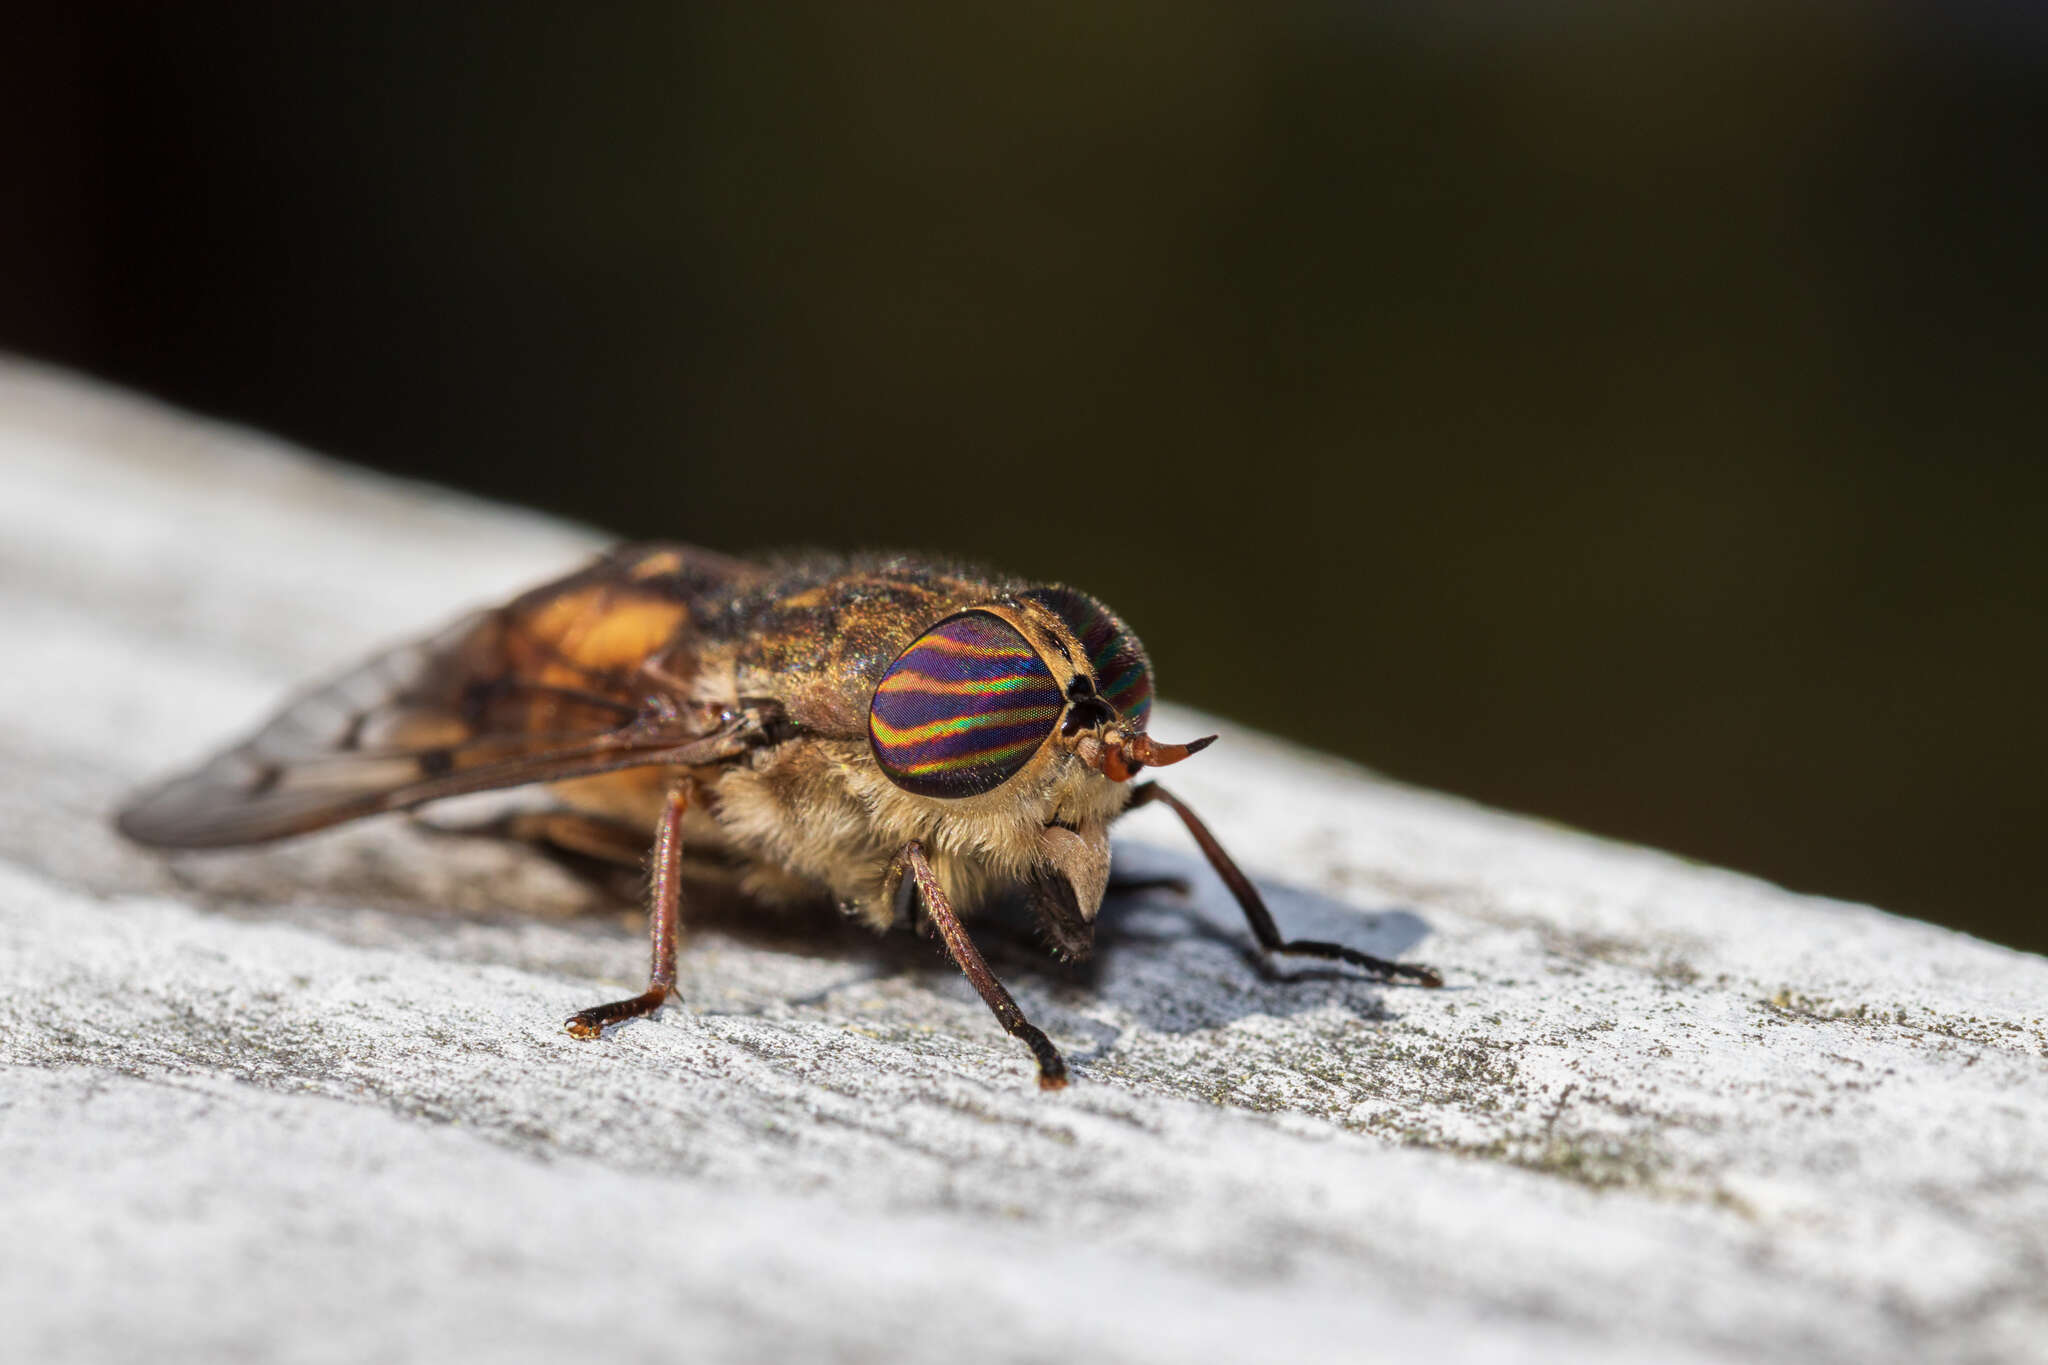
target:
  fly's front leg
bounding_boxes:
[1129,782,1443,988]
[893,841,1069,1090]
[565,782,689,1037]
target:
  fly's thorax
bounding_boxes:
[720,558,1012,738]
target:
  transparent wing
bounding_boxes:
[117,548,748,847]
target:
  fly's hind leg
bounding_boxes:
[565,784,689,1037]
[1105,872,1193,898]
[414,809,651,903]
[415,808,650,865]
[499,810,651,868]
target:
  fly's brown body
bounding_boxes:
[119,544,1440,1087]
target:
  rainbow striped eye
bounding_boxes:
[1023,587,1154,730]
[869,611,1065,799]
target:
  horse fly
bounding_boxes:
[118,544,1441,1088]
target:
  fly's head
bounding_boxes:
[865,585,1213,959]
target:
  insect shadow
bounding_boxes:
[138,815,1435,1061]
[995,840,1434,1047]
[673,840,1433,1064]
[409,816,1438,1026]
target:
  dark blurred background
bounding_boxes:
[6,6,2044,949]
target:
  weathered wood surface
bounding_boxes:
[2,358,2044,1364]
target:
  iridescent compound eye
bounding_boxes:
[868,611,1066,799]
[1023,587,1154,731]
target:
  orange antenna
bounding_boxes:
[1081,730,1216,782]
